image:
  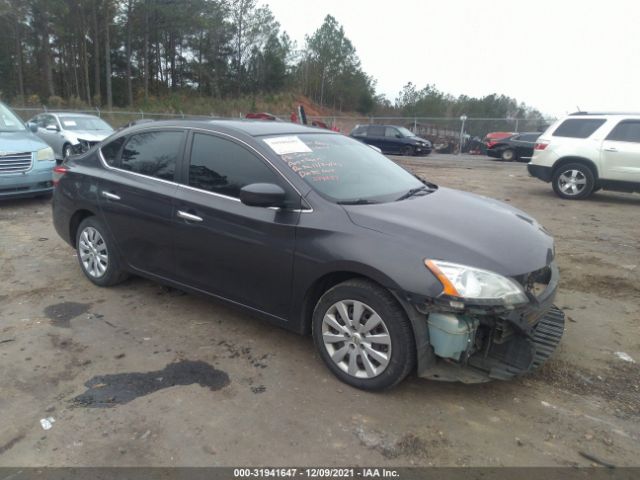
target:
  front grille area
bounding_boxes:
[0,152,33,174]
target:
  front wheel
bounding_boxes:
[312,279,416,390]
[401,145,414,156]
[552,163,595,200]
[63,143,73,160]
[76,217,128,286]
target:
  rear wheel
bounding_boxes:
[76,217,128,286]
[501,148,516,161]
[552,163,595,200]
[312,279,415,390]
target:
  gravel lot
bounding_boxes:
[0,153,638,467]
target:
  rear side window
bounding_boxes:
[369,126,384,136]
[518,133,540,142]
[120,130,184,181]
[606,121,640,143]
[553,119,606,138]
[188,133,282,198]
[101,137,125,166]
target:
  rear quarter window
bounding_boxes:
[552,119,606,138]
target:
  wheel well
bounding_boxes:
[301,272,374,335]
[553,157,599,181]
[69,209,95,247]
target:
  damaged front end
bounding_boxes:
[415,261,565,383]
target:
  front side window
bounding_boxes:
[188,133,283,198]
[385,127,400,138]
[606,121,640,143]
[553,119,606,138]
[120,130,184,181]
[263,133,425,204]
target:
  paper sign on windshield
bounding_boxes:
[263,136,312,155]
[63,120,77,127]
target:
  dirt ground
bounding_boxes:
[0,153,638,467]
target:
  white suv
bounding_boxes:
[528,113,640,199]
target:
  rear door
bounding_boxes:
[601,120,640,182]
[97,129,186,279]
[366,125,386,151]
[172,131,300,319]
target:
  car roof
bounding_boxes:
[121,119,336,138]
[569,111,640,116]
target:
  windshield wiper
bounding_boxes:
[337,198,376,205]
[395,186,429,201]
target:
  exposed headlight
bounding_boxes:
[425,259,528,306]
[36,147,55,162]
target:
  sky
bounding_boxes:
[263,0,640,117]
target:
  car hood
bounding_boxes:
[343,187,554,277]
[410,137,431,145]
[0,130,50,153]
[68,130,113,142]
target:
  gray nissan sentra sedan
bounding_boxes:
[52,120,564,390]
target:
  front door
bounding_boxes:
[601,120,640,182]
[97,129,187,279]
[173,132,300,319]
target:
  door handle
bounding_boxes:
[604,147,618,152]
[177,210,203,222]
[101,191,121,201]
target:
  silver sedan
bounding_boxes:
[27,112,114,161]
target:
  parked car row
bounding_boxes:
[0,103,115,199]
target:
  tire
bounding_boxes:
[551,163,595,200]
[63,143,72,160]
[501,148,516,161]
[312,279,416,390]
[401,145,414,156]
[75,216,128,286]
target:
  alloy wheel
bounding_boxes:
[558,169,587,196]
[321,300,392,379]
[78,226,108,278]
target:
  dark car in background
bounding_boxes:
[486,132,541,161]
[350,124,432,156]
[52,120,563,390]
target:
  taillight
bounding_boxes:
[52,165,69,186]
[534,142,548,150]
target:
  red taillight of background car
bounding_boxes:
[534,142,549,150]
[52,165,69,186]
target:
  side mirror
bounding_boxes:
[396,134,403,138]
[46,124,59,132]
[27,122,38,133]
[240,183,286,208]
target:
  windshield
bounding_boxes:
[59,116,113,131]
[0,104,27,132]
[263,133,425,203]
[397,127,416,137]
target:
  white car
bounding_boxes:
[528,113,640,199]
[27,112,114,162]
